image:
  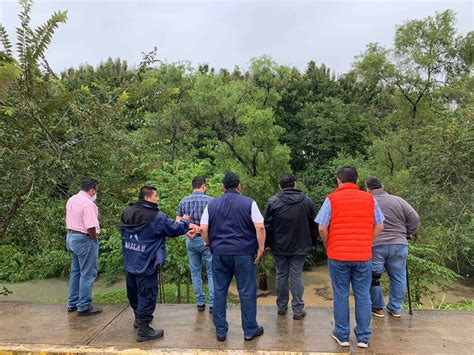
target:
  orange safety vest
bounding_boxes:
[327,183,374,261]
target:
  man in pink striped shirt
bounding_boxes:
[65,178,102,316]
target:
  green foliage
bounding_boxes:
[0,3,471,308]
[431,298,474,311]
[98,232,124,284]
[0,245,69,282]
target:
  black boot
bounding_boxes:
[133,311,138,328]
[136,320,164,342]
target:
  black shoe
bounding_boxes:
[197,304,205,312]
[77,306,103,316]
[217,334,226,341]
[133,319,138,329]
[67,306,77,313]
[136,320,164,342]
[244,325,264,341]
[277,309,287,315]
[293,310,306,320]
[209,306,213,314]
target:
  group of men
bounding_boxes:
[65,166,419,348]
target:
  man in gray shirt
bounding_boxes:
[365,177,420,318]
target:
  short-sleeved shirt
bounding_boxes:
[315,197,384,227]
[66,190,100,234]
[200,201,264,225]
[176,192,213,225]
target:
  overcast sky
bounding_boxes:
[0,0,472,74]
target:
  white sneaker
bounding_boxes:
[357,341,369,348]
[331,333,350,347]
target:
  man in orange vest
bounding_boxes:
[315,166,384,349]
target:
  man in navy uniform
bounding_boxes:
[121,186,197,342]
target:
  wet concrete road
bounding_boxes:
[0,302,472,354]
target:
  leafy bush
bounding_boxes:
[0,245,69,282]
[98,231,124,284]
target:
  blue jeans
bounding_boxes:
[66,232,99,312]
[186,236,214,306]
[370,244,408,314]
[328,259,372,343]
[212,254,259,338]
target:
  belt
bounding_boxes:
[67,229,89,236]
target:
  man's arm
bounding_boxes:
[263,200,273,250]
[200,206,210,246]
[162,214,191,237]
[373,199,385,239]
[315,198,331,249]
[251,201,266,264]
[200,224,209,245]
[373,224,384,239]
[308,199,318,247]
[403,200,420,237]
[254,222,266,264]
[83,204,99,240]
[318,225,328,249]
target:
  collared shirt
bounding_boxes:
[176,191,214,225]
[66,190,100,234]
[315,197,384,227]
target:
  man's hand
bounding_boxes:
[182,214,190,220]
[87,227,98,241]
[254,248,265,264]
[186,223,199,239]
[318,225,328,250]
[265,247,272,253]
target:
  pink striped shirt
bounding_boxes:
[66,191,100,234]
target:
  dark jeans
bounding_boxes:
[274,255,306,313]
[328,258,372,343]
[212,254,259,338]
[126,271,158,321]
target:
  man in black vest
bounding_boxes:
[264,173,317,319]
[200,173,266,342]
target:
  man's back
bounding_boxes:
[206,190,257,255]
[66,191,100,234]
[177,192,213,224]
[372,191,419,246]
[264,189,316,255]
[327,184,375,261]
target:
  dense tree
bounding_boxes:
[0,2,472,305]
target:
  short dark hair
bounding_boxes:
[81,178,98,192]
[365,176,383,190]
[336,166,358,183]
[192,176,206,189]
[279,173,296,189]
[138,186,157,200]
[222,172,240,189]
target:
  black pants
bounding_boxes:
[126,271,158,321]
